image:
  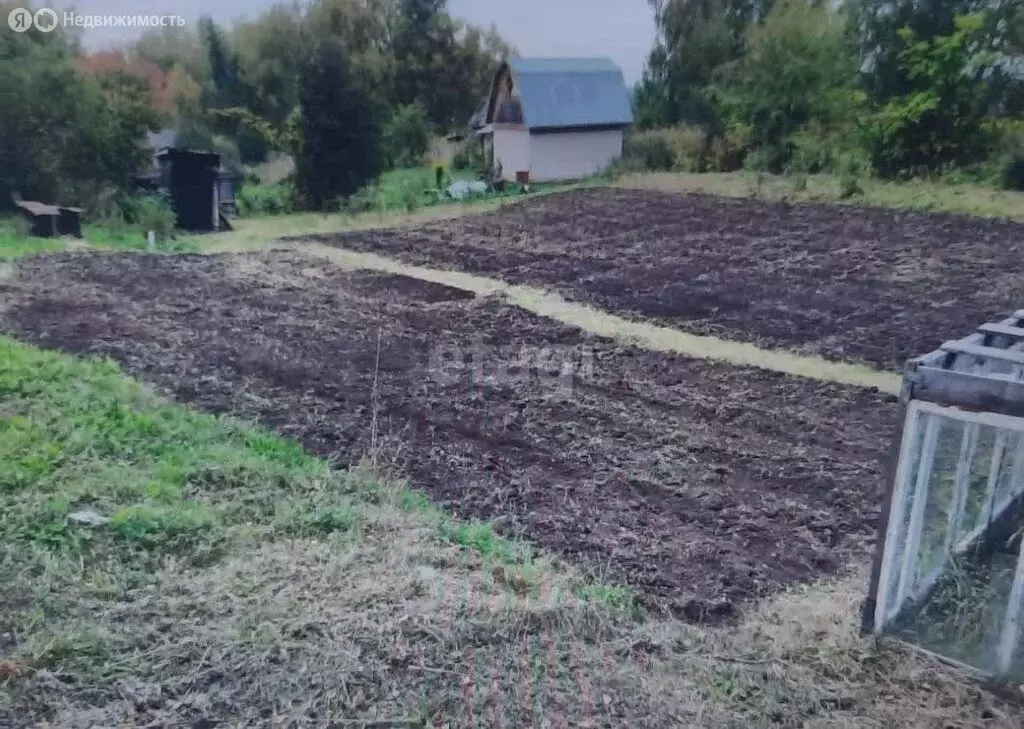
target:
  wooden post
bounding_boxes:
[997,532,1024,675]
[875,405,922,629]
[896,412,940,610]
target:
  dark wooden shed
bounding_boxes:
[156,148,221,232]
[14,200,83,238]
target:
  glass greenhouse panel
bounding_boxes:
[865,310,1024,683]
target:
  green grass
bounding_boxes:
[236,165,577,220]
[0,215,200,261]
[0,170,584,260]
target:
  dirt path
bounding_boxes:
[207,240,900,394]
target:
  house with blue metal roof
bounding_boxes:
[479,58,633,182]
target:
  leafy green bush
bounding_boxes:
[382,103,431,170]
[661,125,707,171]
[622,130,677,171]
[838,173,863,198]
[452,142,484,171]
[342,183,382,214]
[744,144,790,173]
[787,132,835,174]
[399,182,422,213]
[378,169,438,210]
[114,193,177,241]
[237,181,297,217]
[865,15,997,178]
[836,150,868,198]
[707,123,751,172]
[1002,152,1024,191]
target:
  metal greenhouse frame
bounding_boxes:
[864,310,1024,682]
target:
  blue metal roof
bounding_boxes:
[508,58,633,130]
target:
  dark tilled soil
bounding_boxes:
[1,252,897,619]
[308,188,1024,370]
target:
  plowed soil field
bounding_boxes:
[0,252,897,620]
[309,188,1024,369]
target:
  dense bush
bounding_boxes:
[635,0,1024,184]
[342,183,382,214]
[341,169,440,215]
[237,181,296,216]
[744,145,790,174]
[452,142,485,173]
[1002,152,1024,191]
[620,125,750,174]
[659,126,705,171]
[623,131,676,171]
[107,193,177,240]
[866,15,998,178]
[1,24,158,211]
[786,132,836,174]
[836,152,868,198]
[707,124,751,172]
[382,103,431,170]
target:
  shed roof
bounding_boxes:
[499,57,633,131]
[15,200,60,216]
[469,98,489,130]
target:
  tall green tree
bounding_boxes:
[388,0,510,128]
[715,0,863,170]
[295,39,381,209]
[0,11,157,209]
[391,0,448,115]
[638,0,776,128]
[306,0,399,110]
[196,15,271,162]
[233,3,310,126]
[867,13,1001,175]
[848,0,1002,100]
[198,16,247,110]
[134,25,210,83]
[381,102,431,168]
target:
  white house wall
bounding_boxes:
[492,127,531,180]
[528,129,623,182]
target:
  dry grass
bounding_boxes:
[618,172,1024,222]
[288,242,901,394]
[10,538,1017,727]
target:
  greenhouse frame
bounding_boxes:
[864,310,1024,682]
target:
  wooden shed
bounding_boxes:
[155,148,221,232]
[479,58,633,182]
[14,200,83,238]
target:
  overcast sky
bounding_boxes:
[60,0,656,83]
